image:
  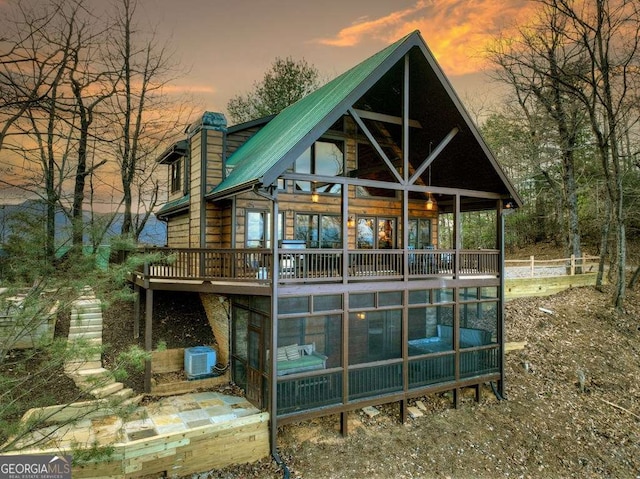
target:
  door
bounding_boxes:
[245,327,263,408]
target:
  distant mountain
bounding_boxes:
[0,201,167,246]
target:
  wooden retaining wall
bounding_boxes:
[4,412,270,479]
[150,346,230,396]
[505,273,598,299]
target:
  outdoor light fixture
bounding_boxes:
[347,216,355,227]
[426,194,434,211]
[311,191,319,203]
[356,312,366,320]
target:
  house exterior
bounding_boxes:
[131,30,521,452]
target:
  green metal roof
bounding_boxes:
[156,194,190,218]
[210,31,419,198]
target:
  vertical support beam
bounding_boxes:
[269,192,280,456]
[403,53,410,184]
[498,201,507,397]
[453,388,460,409]
[402,191,409,395]
[475,384,481,403]
[453,193,461,277]
[342,183,349,284]
[342,292,349,427]
[340,411,348,437]
[400,398,408,424]
[133,284,140,339]
[402,55,411,404]
[144,289,154,394]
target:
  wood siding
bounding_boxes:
[189,132,202,247]
[167,213,189,248]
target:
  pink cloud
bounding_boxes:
[315,0,534,76]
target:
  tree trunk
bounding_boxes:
[72,116,89,247]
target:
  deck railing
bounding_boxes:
[136,247,500,283]
[275,346,501,416]
[277,370,343,415]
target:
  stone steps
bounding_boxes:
[65,290,131,402]
[68,331,103,340]
[90,381,124,399]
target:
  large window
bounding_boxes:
[246,210,283,248]
[294,140,343,194]
[408,218,432,249]
[356,217,396,249]
[295,214,342,248]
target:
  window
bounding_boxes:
[408,218,432,249]
[246,210,283,248]
[294,140,344,194]
[295,214,342,248]
[356,217,396,249]
[170,160,182,193]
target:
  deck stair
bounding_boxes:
[64,289,133,401]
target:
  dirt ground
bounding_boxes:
[205,284,640,479]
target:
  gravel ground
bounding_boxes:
[505,266,568,278]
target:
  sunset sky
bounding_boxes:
[140,0,534,118]
[0,0,535,207]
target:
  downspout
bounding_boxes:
[255,184,285,465]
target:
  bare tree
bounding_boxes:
[488,0,640,309]
[0,0,83,263]
[548,0,640,309]
[487,3,587,270]
[107,0,188,240]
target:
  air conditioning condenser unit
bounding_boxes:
[184,346,216,379]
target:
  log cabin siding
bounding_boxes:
[189,132,202,247]
[227,126,265,156]
[204,202,223,248]
[205,129,224,191]
[167,213,189,248]
[221,201,233,249]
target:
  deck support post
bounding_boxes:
[400,398,408,424]
[340,412,348,437]
[133,284,140,339]
[453,388,460,409]
[475,384,481,403]
[143,289,154,393]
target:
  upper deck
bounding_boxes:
[129,247,501,294]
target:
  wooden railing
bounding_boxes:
[277,370,343,415]
[136,247,501,283]
[460,250,500,275]
[504,254,600,277]
[275,346,501,416]
[140,248,271,281]
[348,361,404,400]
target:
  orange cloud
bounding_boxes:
[316,0,535,76]
[316,1,431,47]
